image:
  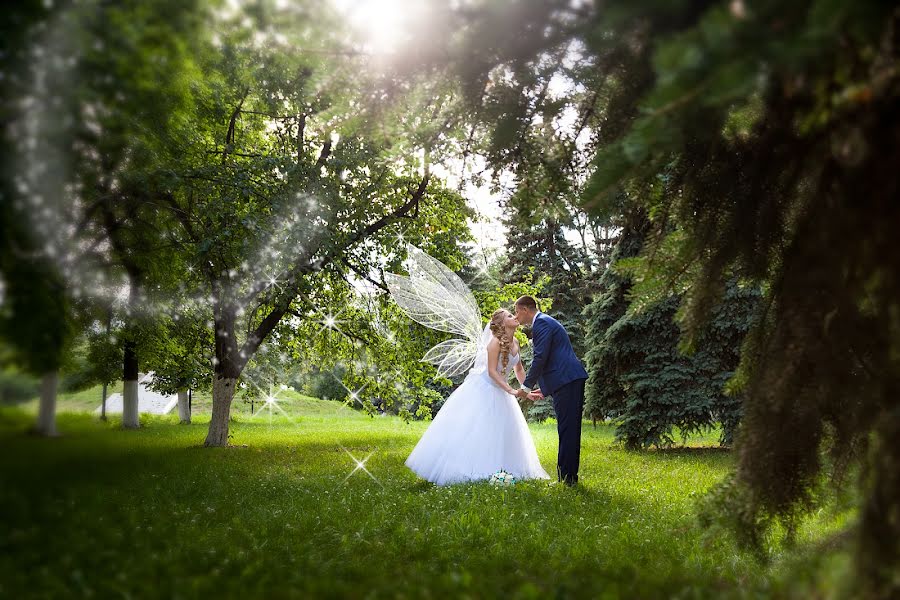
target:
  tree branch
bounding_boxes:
[240,169,431,360]
[315,138,332,170]
[339,257,390,293]
[223,88,250,163]
[297,114,306,163]
[160,191,199,243]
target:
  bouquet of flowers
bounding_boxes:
[489,470,518,486]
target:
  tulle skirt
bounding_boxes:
[405,372,550,485]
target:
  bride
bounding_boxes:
[405,308,550,485]
[386,246,549,485]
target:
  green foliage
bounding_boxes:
[585,221,760,448]
[502,218,591,356]
[0,367,38,405]
[143,311,213,395]
[1,1,485,443]
[0,5,75,378]
[298,368,348,403]
[0,256,75,375]
[584,216,649,427]
[579,4,900,591]
[449,1,900,591]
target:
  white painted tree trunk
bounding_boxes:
[205,376,236,446]
[36,371,58,436]
[122,379,140,428]
[177,389,190,424]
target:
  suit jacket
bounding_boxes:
[523,312,588,396]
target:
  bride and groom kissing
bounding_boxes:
[404,295,589,487]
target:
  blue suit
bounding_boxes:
[523,312,588,485]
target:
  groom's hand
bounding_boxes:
[526,391,543,402]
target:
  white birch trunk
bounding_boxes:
[177,389,190,424]
[36,371,58,436]
[122,378,140,428]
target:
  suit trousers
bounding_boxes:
[551,378,586,484]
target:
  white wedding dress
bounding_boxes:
[405,352,550,485]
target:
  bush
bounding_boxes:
[0,368,38,405]
[301,369,348,402]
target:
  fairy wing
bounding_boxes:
[420,339,481,378]
[386,245,484,377]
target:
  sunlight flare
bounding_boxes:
[332,0,415,54]
[340,445,383,487]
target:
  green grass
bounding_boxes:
[0,398,853,599]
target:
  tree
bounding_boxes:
[143,310,212,425]
[403,1,900,591]
[583,212,649,429]
[586,257,760,447]
[0,1,79,436]
[154,3,485,446]
[6,0,481,444]
[71,0,206,428]
[0,254,74,436]
[5,0,208,430]
[575,3,900,592]
[502,213,590,354]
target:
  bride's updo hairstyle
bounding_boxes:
[489,309,512,373]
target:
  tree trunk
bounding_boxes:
[177,389,190,424]
[100,382,108,421]
[204,375,236,446]
[205,302,244,447]
[100,311,111,421]
[122,340,140,428]
[36,371,58,436]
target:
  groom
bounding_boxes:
[513,296,589,487]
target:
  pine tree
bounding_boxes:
[583,214,648,426]
[503,214,589,354]
[585,214,759,448]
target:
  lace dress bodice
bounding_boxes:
[496,352,520,378]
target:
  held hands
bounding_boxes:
[514,387,543,401]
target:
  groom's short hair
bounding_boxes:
[515,296,538,312]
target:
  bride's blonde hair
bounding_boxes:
[489,309,512,373]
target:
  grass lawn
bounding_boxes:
[0,391,854,599]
